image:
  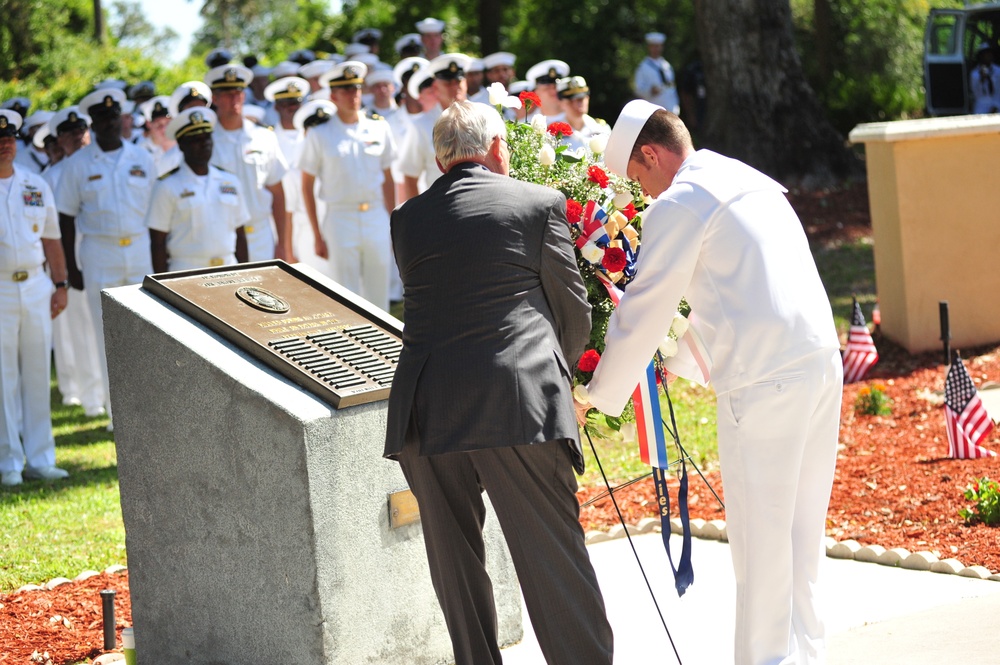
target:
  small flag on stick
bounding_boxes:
[945,353,997,459]
[843,299,878,383]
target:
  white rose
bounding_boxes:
[613,191,633,208]
[620,422,637,443]
[589,133,609,155]
[531,113,548,134]
[538,144,556,166]
[669,312,689,338]
[658,336,679,358]
[581,242,604,264]
[503,95,522,109]
[488,82,508,106]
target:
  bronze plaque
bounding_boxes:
[387,489,421,529]
[142,261,402,409]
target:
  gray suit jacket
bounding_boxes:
[384,162,591,471]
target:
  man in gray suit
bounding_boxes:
[385,101,613,665]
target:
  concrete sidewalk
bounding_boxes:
[501,532,1000,664]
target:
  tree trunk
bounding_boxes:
[93,0,105,44]
[479,0,502,57]
[694,0,858,186]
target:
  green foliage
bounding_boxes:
[959,477,1000,526]
[854,381,892,416]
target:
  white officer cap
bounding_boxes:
[415,17,445,34]
[605,99,662,177]
[394,33,422,55]
[366,67,395,87]
[139,96,171,123]
[556,76,589,100]
[205,47,234,68]
[298,59,334,81]
[343,43,370,58]
[128,80,156,101]
[319,61,368,88]
[288,49,316,65]
[122,100,136,115]
[79,88,127,119]
[526,60,570,85]
[204,64,254,91]
[94,78,129,92]
[645,32,666,45]
[0,110,23,136]
[428,53,472,80]
[482,52,516,70]
[394,57,429,87]
[406,65,433,100]
[353,28,382,43]
[270,61,301,80]
[264,77,309,103]
[23,110,54,132]
[32,123,51,149]
[251,63,272,78]
[166,106,217,142]
[1,97,31,116]
[169,81,213,116]
[354,53,381,70]
[293,99,335,132]
[50,106,92,136]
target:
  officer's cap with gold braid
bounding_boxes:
[169,81,212,117]
[293,99,335,132]
[263,77,309,103]
[394,57,429,89]
[0,110,23,138]
[79,88,126,120]
[319,61,368,89]
[166,106,217,142]
[204,64,253,91]
[556,76,590,100]
[1,98,30,117]
[140,96,171,123]
[526,59,570,85]
[50,106,92,136]
[429,53,472,81]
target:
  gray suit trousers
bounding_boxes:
[398,439,614,665]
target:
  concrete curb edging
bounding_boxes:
[584,519,1000,582]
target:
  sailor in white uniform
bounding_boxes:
[633,32,680,114]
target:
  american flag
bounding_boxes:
[843,300,878,383]
[945,355,997,459]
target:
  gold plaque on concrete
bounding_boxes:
[388,489,420,529]
[142,260,401,409]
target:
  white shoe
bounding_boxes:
[62,396,82,407]
[23,466,69,481]
[1,471,23,486]
[84,406,107,417]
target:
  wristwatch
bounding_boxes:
[54,280,70,289]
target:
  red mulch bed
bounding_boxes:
[5,182,999,664]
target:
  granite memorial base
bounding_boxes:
[101,276,522,665]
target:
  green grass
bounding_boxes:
[812,236,877,336]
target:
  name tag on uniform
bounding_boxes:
[88,174,103,181]
[129,166,147,178]
[22,190,44,207]
[180,190,195,198]
[220,184,237,196]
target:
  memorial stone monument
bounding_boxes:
[103,262,522,664]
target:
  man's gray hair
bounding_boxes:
[433,101,507,170]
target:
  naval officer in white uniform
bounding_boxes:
[575,100,842,665]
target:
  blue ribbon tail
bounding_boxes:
[653,464,694,597]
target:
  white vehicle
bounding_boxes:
[924,2,1000,115]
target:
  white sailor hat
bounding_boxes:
[394,57,429,87]
[508,80,534,95]
[482,52,516,70]
[140,96,171,123]
[169,81,212,116]
[32,123,51,149]
[467,58,484,73]
[269,61,301,80]
[307,87,331,102]
[645,32,666,45]
[293,99,335,132]
[320,61,368,88]
[428,53,472,80]
[0,110,22,137]
[251,64,272,78]
[128,80,156,101]
[1,97,31,116]
[354,53,382,70]
[298,59,334,81]
[343,43,370,58]
[205,47,234,68]
[166,106,217,142]
[121,100,136,115]
[264,77,309,103]
[79,88,127,118]
[415,17,445,34]
[50,106,92,135]
[204,64,254,90]
[526,60,570,85]
[23,110,54,133]
[366,67,395,87]
[353,28,382,44]
[556,76,589,100]
[406,64,434,100]
[394,33,422,55]
[605,99,662,177]
[243,104,266,124]
[288,49,316,65]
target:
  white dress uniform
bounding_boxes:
[398,105,442,193]
[634,56,681,114]
[274,125,327,275]
[298,113,396,310]
[970,63,1000,114]
[561,114,610,153]
[0,167,62,474]
[588,149,842,665]
[372,103,410,301]
[210,119,287,262]
[43,161,104,413]
[145,163,251,271]
[13,143,48,175]
[55,140,156,420]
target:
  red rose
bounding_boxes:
[602,247,627,273]
[519,90,542,111]
[566,199,583,224]
[578,349,601,373]
[547,121,573,137]
[621,202,638,220]
[587,165,609,188]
